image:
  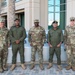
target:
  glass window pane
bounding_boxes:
[48,6,54,12]
[48,13,54,26]
[55,6,60,12]
[55,0,60,5]
[48,0,54,5]
[15,0,21,1]
[55,13,60,25]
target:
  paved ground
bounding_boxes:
[0,64,75,75]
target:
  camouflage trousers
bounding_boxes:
[66,45,75,66]
[0,47,8,68]
[31,45,43,64]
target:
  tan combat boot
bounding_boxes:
[0,68,3,73]
[72,66,75,71]
[47,63,53,69]
[21,64,27,70]
[3,67,8,71]
[66,65,71,70]
[57,65,62,70]
[10,64,16,71]
[39,64,44,70]
[30,64,35,70]
[3,65,8,71]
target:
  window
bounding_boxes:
[15,0,21,2]
[1,0,7,7]
[48,0,66,30]
[1,0,22,7]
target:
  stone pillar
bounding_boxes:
[40,0,48,30]
[24,0,48,31]
[66,0,75,25]
[7,0,15,29]
[31,0,40,26]
[0,0,2,18]
[24,0,32,31]
[25,0,41,31]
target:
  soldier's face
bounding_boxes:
[53,23,58,28]
[34,22,39,27]
[70,21,75,25]
[15,20,20,26]
[0,22,4,28]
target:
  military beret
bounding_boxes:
[0,18,5,23]
[70,17,75,21]
[34,19,39,23]
[52,21,58,24]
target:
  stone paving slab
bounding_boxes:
[0,64,75,75]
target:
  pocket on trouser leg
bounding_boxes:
[37,46,43,64]
[66,51,72,65]
[71,54,75,66]
[66,49,71,58]
[31,47,36,62]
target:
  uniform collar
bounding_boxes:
[34,25,40,27]
[14,25,21,28]
[0,26,6,30]
[69,24,75,28]
[52,27,58,30]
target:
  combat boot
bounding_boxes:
[3,67,8,71]
[57,65,62,70]
[39,64,44,70]
[66,65,71,70]
[0,68,3,73]
[72,66,75,71]
[21,64,27,70]
[3,65,8,71]
[30,64,35,70]
[10,64,16,71]
[47,63,53,69]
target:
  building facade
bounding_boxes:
[0,0,75,30]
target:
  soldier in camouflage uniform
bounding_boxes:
[0,18,10,73]
[28,19,46,70]
[64,17,75,71]
[47,21,63,70]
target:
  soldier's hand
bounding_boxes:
[57,43,61,47]
[30,43,33,46]
[48,43,52,47]
[50,44,53,48]
[8,43,10,47]
[65,44,68,47]
[42,44,44,46]
[15,40,18,44]
[16,40,20,44]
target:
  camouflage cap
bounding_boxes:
[0,18,5,23]
[70,17,75,21]
[34,19,39,23]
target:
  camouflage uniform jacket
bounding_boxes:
[0,27,10,50]
[28,26,46,46]
[64,25,75,45]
